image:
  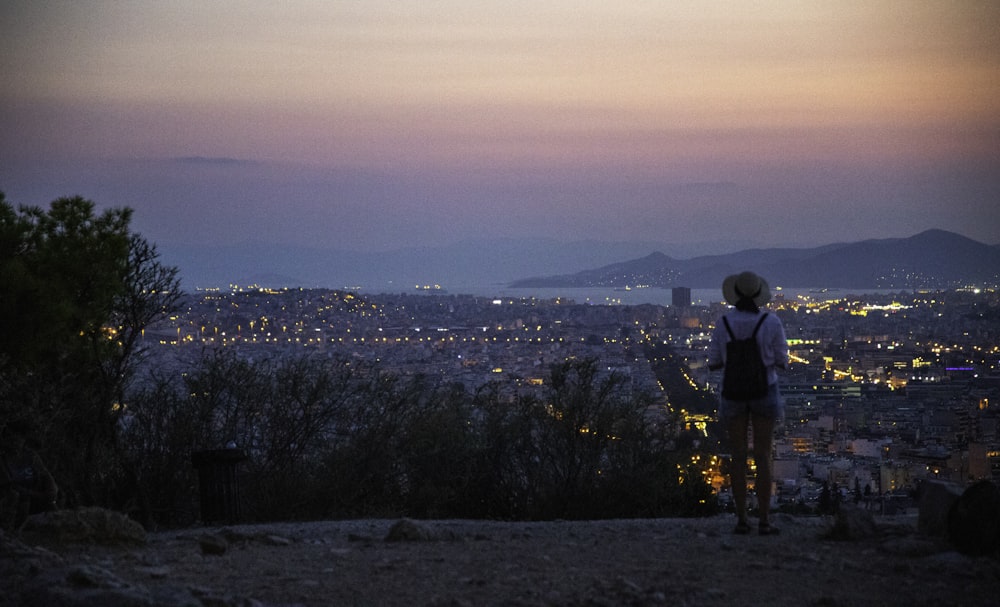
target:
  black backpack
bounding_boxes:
[721,313,769,401]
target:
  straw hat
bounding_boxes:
[722,271,771,306]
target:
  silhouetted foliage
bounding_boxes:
[121,355,715,525]
[121,349,361,524]
[0,193,180,512]
[2,193,717,525]
[465,385,545,519]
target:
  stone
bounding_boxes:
[383,519,461,542]
[384,518,433,542]
[20,564,155,607]
[198,533,229,556]
[826,504,877,541]
[260,534,292,546]
[917,479,963,537]
[19,507,146,547]
[134,565,172,579]
[947,480,1000,556]
[20,562,258,607]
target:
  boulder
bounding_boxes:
[19,507,146,547]
[947,480,1000,556]
[916,480,963,537]
[20,564,158,607]
[198,532,229,556]
[384,518,434,542]
[826,504,877,540]
[384,518,460,542]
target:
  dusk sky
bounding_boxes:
[2,1,999,258]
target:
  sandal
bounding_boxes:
[758,523,780,536]
[733,521,751,535]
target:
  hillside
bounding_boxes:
[6,513,998,607]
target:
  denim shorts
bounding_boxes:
[718,383,784,422]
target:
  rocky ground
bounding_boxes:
[3,508,999,606]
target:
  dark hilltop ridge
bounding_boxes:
[5,498,1000,607]
[508,229,1000,290]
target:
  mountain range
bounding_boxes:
[160,230,999,292]
[508,230,1000,290]
[159,238,682,291]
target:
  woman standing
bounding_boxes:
[708,271,788,535]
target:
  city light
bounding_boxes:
[136,285,999,501]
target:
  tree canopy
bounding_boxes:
[0,191,180,508]
[0,194,132,366]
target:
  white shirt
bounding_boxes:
[707,309,789,386]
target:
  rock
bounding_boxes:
[916,479,963,537]
[0,530,66,603]
[947,479,1000,556]
[20,564,157,607]
[20,563,261,607]
[198,533,228,556]
[19,507,146,547]
[216,527,291,547]
[383,518,461,542]
[134,565,172,579]
[259,534,292,546]
[826,504,877,540]
[384,518,434,542]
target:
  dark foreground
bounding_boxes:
[3,512,998,606]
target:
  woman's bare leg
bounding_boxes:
[751,414,776,527]
[726,412,750,526]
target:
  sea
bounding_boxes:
[354,282,901,307]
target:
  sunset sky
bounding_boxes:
[2,1,998,258]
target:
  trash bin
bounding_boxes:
[191,448,246,524]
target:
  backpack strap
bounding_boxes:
[723,313,768,340]
[751,313,768,338]
[722,316,735,340]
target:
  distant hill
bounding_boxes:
[508,230,1000,290]
[158,238,684,291]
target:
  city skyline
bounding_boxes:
[2,2,998,259]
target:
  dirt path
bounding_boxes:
[8,512,997,606]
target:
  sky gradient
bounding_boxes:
[2,1,998,257]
